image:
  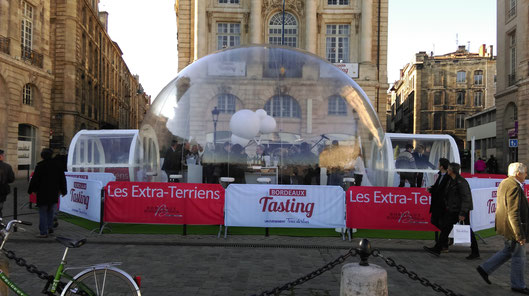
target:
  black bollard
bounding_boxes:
[357,238,372,266]
[13,187,18,232]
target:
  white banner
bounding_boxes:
[60,178,103,222]
[467,178,503,189]
[470,187,497,231]
[225,184,345,228]
[65,172,116,186]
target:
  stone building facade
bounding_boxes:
[174,0,388,127]
[50,0,149,149]
[0,0,149,175]
[495,0,529,172]
[388,45,496,152]
[0,0,53,174]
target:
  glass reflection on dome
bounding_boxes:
[142,45,387,186]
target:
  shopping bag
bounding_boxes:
[452,223,471,247]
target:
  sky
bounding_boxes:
[98,0,496,97]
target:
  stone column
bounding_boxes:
[360,0,373,63]
[305,0,317,54]
[250,0,262,44]
[195,0,207,59]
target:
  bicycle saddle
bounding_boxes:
[55,236,87,248]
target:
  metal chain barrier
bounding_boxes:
[371,249,465,296]
[251,247,359,296]
[3,249,52,281]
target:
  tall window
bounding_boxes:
[434,91,443,105]
[474,91,483,107]
[474,70,483,85]
[21,1,33,51]
[326,25,350,63]
[456,71,466,83]
[268,13,298,47]
[508,0,517,17]
[219,0,239,3]
[433,113,442,130]
[509,31,516,76]
[264,95,301,118]
[22,84,32,105]
[456,91,465,105]
[328,0,349,4]
[328,95,347,116]
[217,94,237,114]
[456,113,465,129]
[217,23,240,50]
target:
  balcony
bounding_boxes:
[0,36,9,54]
[508,73,516,86]
[21,45,43,68]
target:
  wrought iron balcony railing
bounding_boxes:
[0,36,9,54]
[21,45,43,68]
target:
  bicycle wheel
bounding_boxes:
[62,267,141,296]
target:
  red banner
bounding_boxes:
[104,181,224,225]
[346,186,438,231]
[461,172,507,179]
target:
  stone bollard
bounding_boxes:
[340,239,388,296]
[0,256,9,295]
[340,262,388,296]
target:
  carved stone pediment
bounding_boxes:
[262,0,304,18]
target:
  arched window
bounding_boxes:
[216,93,237,114]
[264,95,300,118]
[328,95,347,116]
[268,12,298,47]
[22,84,33,105]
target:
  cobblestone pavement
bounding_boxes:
[1,179,527,295]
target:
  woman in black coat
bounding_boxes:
[28,148,67,238]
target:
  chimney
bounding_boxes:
[479,44,486,56]
[488,45,494,57]
[99,11,109,32]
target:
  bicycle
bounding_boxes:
[0,219,141,295]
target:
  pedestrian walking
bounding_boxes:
[28,148,67,238]
[476,162,529,294]
[424,162,479,259]
[0,149,15,218]
[426,158,450,250]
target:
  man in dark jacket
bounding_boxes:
[28,148,67,238]
[424,162,479,258]
[161,140,182,181]
[426,158,450,249]
[0,149,15,218]
[413,145,436,187]
[476,162,529,294]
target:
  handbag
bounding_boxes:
[450,222,471,247]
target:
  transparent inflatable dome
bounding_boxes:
[142,45,387,186]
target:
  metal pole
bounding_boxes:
[99,189,104,233]
[471,136,475,174]
[13,187,17,232]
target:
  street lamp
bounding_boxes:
[211,106,220,149]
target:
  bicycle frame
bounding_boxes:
[0,269,30,296]
[0,220,139,296]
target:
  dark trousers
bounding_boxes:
[353,174,363,186]
[416,173,424,187]
[399,172,417,187]
[435,212,479,255]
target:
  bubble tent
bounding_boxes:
[142,45,388,186]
